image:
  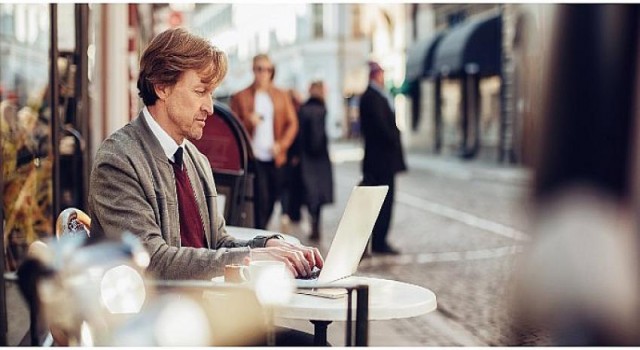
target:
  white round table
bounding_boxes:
[211,275,436,345]
[276,276,437,321]
[226,226,301,245]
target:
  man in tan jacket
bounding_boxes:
[230,54,298,229]
[89,28,321,282]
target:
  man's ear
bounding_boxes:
[154,84,171,101]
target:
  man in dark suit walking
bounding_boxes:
[359,61,407,255]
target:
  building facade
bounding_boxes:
[404,3,556,163]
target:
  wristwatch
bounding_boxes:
[252,234,284,248]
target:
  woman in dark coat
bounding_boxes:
[299,81,334,240]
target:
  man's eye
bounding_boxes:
[195,90,205,95]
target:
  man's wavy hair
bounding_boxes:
[137,27,228,106]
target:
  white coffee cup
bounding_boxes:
[249,261,287,282]
[236,261,294,305]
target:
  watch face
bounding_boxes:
[64,213,90,237]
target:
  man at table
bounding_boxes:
[88,27,323,281]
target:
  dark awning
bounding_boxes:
[405,32,446,82]
[433,12,502,78]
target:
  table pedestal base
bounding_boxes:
[310,320,332,346]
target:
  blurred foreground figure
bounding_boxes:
[514,4,640,345]
[19,232,270,346]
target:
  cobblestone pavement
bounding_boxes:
[273,141,551,346]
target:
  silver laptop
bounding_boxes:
[296,186,388,296]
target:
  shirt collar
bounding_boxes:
[142,106,184,162]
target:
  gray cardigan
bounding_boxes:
[89,113,267,280]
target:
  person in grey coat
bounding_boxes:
[88,28,322,282]
[298,81,334,240]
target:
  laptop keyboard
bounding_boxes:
[297,268,321,280]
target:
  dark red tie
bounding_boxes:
[171,147,206,248]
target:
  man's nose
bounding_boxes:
[202,95,213,115]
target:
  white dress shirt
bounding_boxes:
[252,91,275,161]
[142,106,185,166]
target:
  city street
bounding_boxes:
[3,3,639,346]
[274,141,544,346]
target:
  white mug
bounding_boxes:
[246,260,294,305]
[248,260,288,285]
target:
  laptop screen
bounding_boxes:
[316,185,389,283]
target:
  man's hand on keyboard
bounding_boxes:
[297,267,321,280]
[249,239,324,278]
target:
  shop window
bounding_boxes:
[312,4,323,39]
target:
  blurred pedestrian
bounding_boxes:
[359,61,406,255]
[230,54,298,229]
[298,81,334,240]
[280,89,304,232]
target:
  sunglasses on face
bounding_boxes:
[253,66,274,73]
